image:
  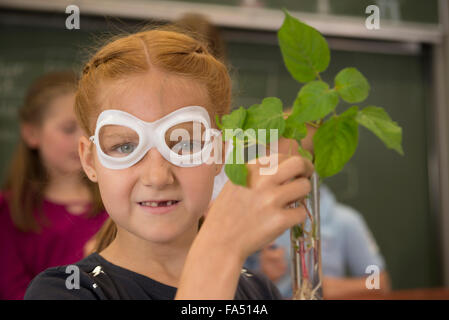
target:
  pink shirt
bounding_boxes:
[0,192,108,300]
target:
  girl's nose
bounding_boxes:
[138,148,175,188]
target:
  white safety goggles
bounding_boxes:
[89,106,220,169]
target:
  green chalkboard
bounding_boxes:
[0,9,440,290]
[0,25,97,181]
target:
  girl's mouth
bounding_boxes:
[138,200,181,215]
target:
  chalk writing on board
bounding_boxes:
[0,61,26,96]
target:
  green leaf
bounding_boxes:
[278,9,330,83]
[243,97,285,143]
[298,144,313,162]
[219,107,248,142]
[215,114,223,130]
[292,81,339,123]
[334,67,370,103]
[283,112,307,141]
[220,106,247,130]
[356,106,404,155]
[314,106,359,178]
[292,225,303,239]
[224,139,248,186]
[224,163,248,187]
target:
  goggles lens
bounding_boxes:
[165,121,207,156]
[99,125,140,158]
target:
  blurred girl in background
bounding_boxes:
[0,71,107,299]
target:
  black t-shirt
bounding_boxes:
[24,252,283,300]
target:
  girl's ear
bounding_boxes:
[79,135,98,182]
[21,123,40,149]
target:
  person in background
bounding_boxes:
[174,12,227,64]
[0,71,108,300]
[212,123,391,299]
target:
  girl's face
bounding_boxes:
[79,71,223,244]
[23,92,83,175]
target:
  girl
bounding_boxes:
[0,71,107,300]
[24,28,313,300]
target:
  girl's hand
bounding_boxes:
[198,153,314,265]
[177,153,313,299]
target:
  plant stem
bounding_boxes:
[299,239,309,280]
[301,199,313,223]
[306,121,320,128]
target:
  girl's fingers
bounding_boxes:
[279,205,307,230]
[271,155,314,186]
[266,204,307,239]
[272,176,311,208]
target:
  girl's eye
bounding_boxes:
[62,125,77,135]
[112,143,136,155]
[172,140,203,154]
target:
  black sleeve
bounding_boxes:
[236,269,284,300]
[24,267,99,300]
[250,270,284,300]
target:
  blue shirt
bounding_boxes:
[243,184,386,298]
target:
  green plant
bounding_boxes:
[217,10,402,183]
[216,9,403,299]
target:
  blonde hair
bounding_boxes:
[75,27,232,252]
